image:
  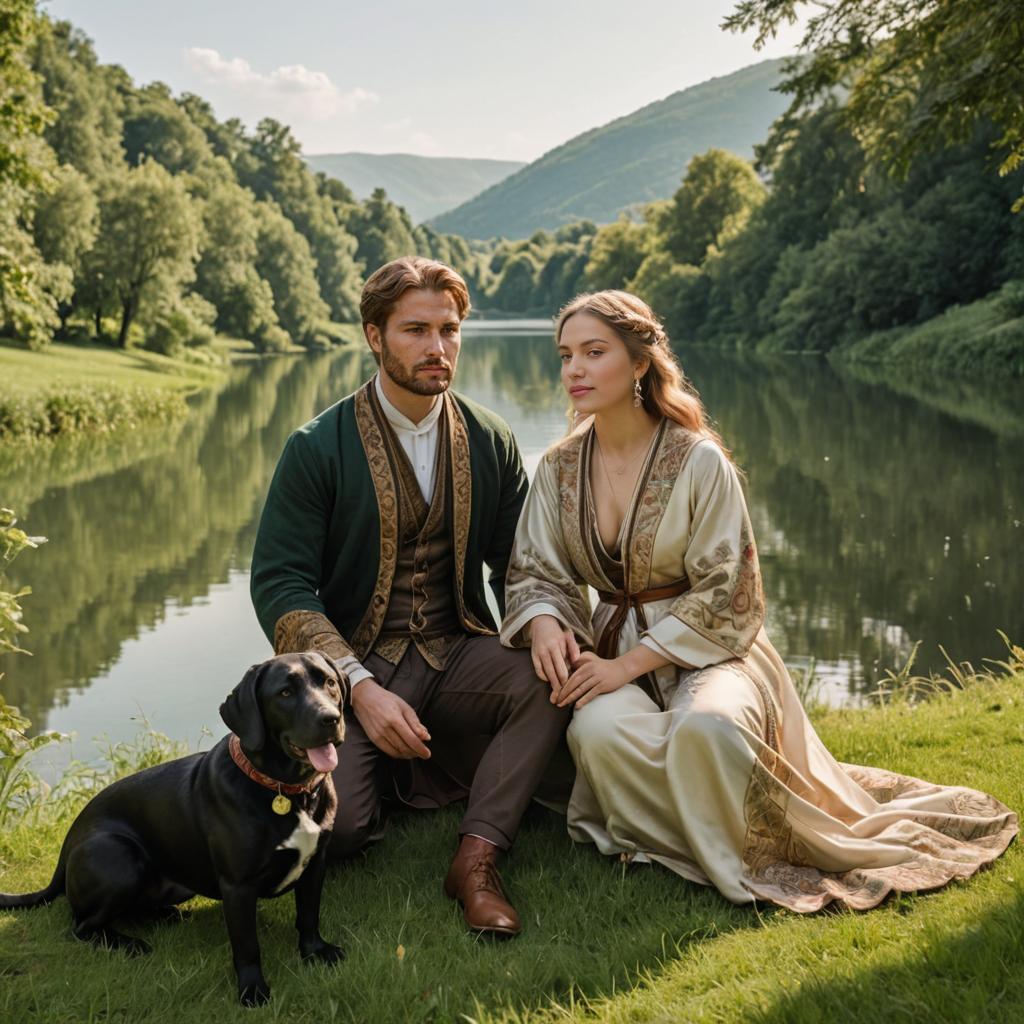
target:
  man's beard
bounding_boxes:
[380,340,454,396]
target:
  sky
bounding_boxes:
[42,1,807,163]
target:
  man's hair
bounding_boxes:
[360,256,471,331]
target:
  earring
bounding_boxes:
[633,378,643,407]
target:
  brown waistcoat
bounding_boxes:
[373,402,463,669]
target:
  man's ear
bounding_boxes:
[364,322,382,357]
[220,661,268,751]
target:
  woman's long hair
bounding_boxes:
[556,290,731,456]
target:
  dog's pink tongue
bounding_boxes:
[306,744,338,772]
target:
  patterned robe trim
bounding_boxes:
[447,394,495,637]
[274,609,355,662]
[503,420,601,647]
[622,419,697,596]
[739,716,1018,912]
[664,444,766,659]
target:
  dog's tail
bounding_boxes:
[0,859,65,909]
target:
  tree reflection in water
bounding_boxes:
[1,333,1021,748]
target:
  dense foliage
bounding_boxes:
[724,1,1024,208]
[0,10,475,353]
[477,109,1024,372]
[2,0,1021,373]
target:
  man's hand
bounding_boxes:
[554,651,631,708]
[528,614,581,694]
[351,680,431,759]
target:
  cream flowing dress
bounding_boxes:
[500,417,1017,912]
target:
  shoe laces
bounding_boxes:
[465,858,505,897]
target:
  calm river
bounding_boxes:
[3,324,1023,775]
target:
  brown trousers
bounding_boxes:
[328,636,573,856]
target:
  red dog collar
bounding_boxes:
[228,734,327,796]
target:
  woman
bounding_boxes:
[500,290,1016,912]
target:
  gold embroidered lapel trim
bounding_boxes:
[625,420,701,595]
[447,393,493,635]
[351,382,399,657]
[575,427,620,592]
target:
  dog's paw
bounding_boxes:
[238,980,271,1008]
[301,940,345,966]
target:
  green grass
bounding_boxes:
[832,290,1024,378]
[1,668,1021,1024]
[0,339,226,443]
[0,339,224,398]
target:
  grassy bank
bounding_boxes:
[1,654,1021,1023]
[831,288,1024,378]
[0,340,226,443]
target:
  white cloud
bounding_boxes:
[184,47,377,120]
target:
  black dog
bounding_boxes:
[0,651,348,1007]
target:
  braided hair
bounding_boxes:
[555,290,731,458]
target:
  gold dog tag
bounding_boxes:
[272,794,292,815]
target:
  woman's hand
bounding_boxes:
[554,651,631,708]
[529,614,581,692]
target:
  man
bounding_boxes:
[250,256,571,937]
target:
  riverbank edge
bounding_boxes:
[827,289,1024,378]
[0,652,1021,1023]
[0,328,364,444]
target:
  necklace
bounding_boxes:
[595,434,650,520]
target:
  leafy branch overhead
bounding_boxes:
[725,0,1024,205]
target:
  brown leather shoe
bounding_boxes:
[443,835,521,937]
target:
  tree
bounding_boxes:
[31,162,98,330]
[662,148,767,265]
[346,187,418,272]
[725,0,1024,207]
[241,117,363,321]
[584,216,649,291]
[629,253,707,338]
[488,251,539,313]
[254,200,331,347]
[31,18,124,180]
[192,174,287,351]
[84,160,201,347]
[122,82,212,175]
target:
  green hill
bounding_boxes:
[430,59,790,240]
[303,152,524,223]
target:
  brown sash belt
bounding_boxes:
[595,580,689,659]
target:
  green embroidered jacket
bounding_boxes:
[250,380,528,659]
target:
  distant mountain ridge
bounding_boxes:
[430,59,791,240]
[303,152,525,223]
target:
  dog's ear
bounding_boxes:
[307,651,351,708]
[220,661,268,751]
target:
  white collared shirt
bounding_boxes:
[335,375,443,687]
[374,372,442,503]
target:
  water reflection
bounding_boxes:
[2,332,1022,761]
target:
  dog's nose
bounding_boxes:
[319,711,341,728]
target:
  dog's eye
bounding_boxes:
[278,687,292,698]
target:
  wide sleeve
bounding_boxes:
[250,430,357,663]
[500,454,593,649]
[641,440,765,668]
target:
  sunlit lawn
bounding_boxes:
[1,672,1021,1023]
[0,338,223,398]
